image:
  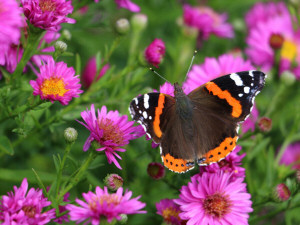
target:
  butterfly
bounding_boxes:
[129,70,266,173]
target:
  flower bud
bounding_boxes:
[144,39,165,68]
[131,13,148,32]
[147,162,165,180]
[119,214,128,224]
[62,29,72,41]
[280,70,296,86]
[258,117,272,132]
[64,127,78,143]
[115,18,130,35]
[104,174,123,191]
[55,41,67,54]
[269,33,284,50]
[274,183,291,201]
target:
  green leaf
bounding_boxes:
[0,136,14,155]
[247,137,271,161]
[35,102,52,110]
[75,53,81,75]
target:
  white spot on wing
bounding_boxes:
[143,111,148,119]
[249,70,254,77]
[149,116,152,120]
[144,94,150,109]
[230,73,243,86]
[244,86,250,94]
[238,93,243,97]
[134,97,138,105]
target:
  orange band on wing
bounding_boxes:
[206,82,242,118]
[162,154,193,173]
[153,94,165,138]
[200,136,238,165]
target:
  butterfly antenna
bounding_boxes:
[185,50,198,80]
[149,68,170,83]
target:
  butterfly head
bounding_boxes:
[174,82,185,97]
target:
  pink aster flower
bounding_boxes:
[82,57,110,88]
[156,199,184,225]
[246,14,300,79]
[0,44,23,74]
[183,54,255,92]
[183,4,234,40]
[144,38,166,68]
[279,142,300,169]
[78,104,144,169]
[241,104,259,133]
[174,172,253,225]
[0,0,23,46]
[115,0,140,12]
[21,0,76,31]
[66,186,146,225]
[200,146,246,182]
[245,1,290,29]
[29,57,83,105]
[0,178,56,225]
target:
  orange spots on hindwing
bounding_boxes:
[153,94,165,138]
[162,154,194,173]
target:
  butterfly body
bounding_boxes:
[129,70,266,173]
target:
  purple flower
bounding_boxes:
[0,44,23,74]
[21,0,76,31]
[66,186,146,225]
[115,0,140,12]
[82,57,110,88]
[174,172,253,225]
[245,1,290,29]
[200,146,246,182]
[144,38,166,68]
[30,57,83,105]
[183,4,234,40]
[156,199,184,225]
[0,178,56,224]
[0,0,23,46]
[246,11,300,79]
[279,142,300,170]
[183,54,255,92]
[79,104,144,169]
[242,104,259,133]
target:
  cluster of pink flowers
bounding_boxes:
[245,1,300,79]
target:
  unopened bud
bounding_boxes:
[274,183,291,201]
[269,33,284,50]
[55,41,67,53]
[115,18,130,35]
[258,117,272,132]
[62,29,71,40]
[119,214,128,224]
[280,70,296,86]
[131,13,148,32]
[147,162,165,180]
[64,127,78,143]
[104,174,123,191]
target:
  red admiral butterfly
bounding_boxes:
[129,70,265,173]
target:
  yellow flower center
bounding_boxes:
[97,118,124,145]
[22,205,37,218]
[89,194,121,212]
[281,40,297,61]
[39,0,56,12]
[40,77,69,97]
[203,193,231,218]
[162,207,181,222]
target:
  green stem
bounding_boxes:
[56,142,73,198]
[11,26,45,84]
[264,84,286,118]
[128,30,142,66]
[57,149,97,201]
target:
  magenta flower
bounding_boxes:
[183,54,255,92]
[183,4,234,40]
[0,0,23,46]
[156,199,184,225]
[279,142,300,170]
[0,178,56,224]
[115,0,140,12]
[66,186,146,225]
[144,38,166,68]
[79,104,144,169]
[82,57,110,88]
[30,57,83,105]
[242,104,259,133]
[21,0,76,31]
[200,146,246,182]
[245,2,290,29]
[246,12,300,79]
[0,44,23,74]
[174,172,253,225]
[275,183,291,201]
